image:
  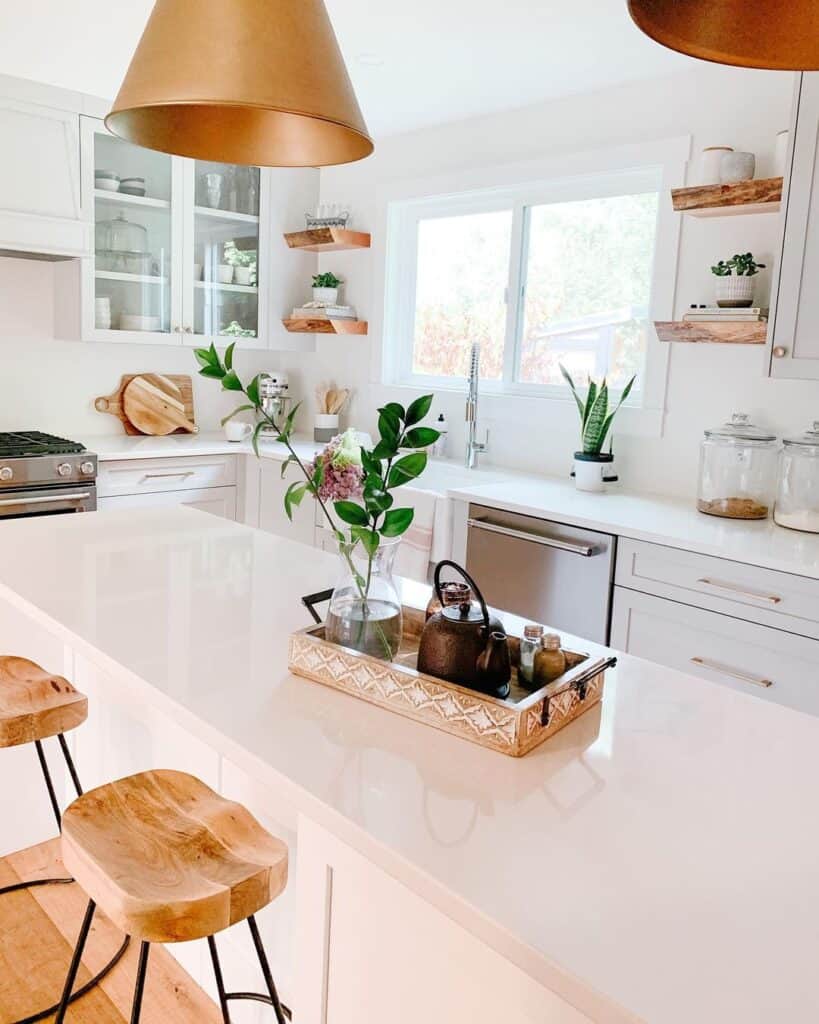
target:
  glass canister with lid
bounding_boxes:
[697,412,778,520]
[774,422,819,533]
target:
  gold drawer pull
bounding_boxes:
[140,471,195,482]
[691,656,773,689]
[696,577,782,604]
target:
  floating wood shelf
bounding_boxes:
[671,177,783,218]
[654,320,768,345]
[282,317,368,335]
[283,227,371,252]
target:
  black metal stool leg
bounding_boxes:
[207,935,232,1023]
[57,732,83,798]
[33,739,62,832]
[130,942,151,1024]
[54,899,96,1023]
[248,915,289,1024]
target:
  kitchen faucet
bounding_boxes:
[465,342,489,469]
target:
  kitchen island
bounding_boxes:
[0,507,817,1024]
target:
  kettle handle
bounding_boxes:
[433,560,490,633]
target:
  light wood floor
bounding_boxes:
[0,839,222,1024]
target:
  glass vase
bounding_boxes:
[325,538,403,661]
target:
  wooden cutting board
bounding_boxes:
[95,374,198,436]
[123,374,199,436]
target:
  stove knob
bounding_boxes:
[57,462,72,478]
[80,460,95,475]
[0,466,12,482]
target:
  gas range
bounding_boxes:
[0,432,97,518]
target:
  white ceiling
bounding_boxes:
[0,1,692,137]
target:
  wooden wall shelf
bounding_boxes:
[283,228,371,252]
[671,177,783,218]
[282,317,368,335]
[654,320,768,345]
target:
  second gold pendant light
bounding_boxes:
[106,0,373,167]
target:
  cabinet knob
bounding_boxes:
[773,346,788,358]
[184,326,193,334]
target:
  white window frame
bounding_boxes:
[377,137,687,435]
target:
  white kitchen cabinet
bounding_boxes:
[611,587,819,715]
[98,486,237,520]
[257,459,316,544]
[0,83,91,259]
[55,116,318,350]
[295,817,594,1024]
[769,72,819,378]
[97,455,238,520]
[615,537,819,640]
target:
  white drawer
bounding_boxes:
[98,486,237,520]
[98,455,237,497]
[615,537,819,640]
[611,587,819,716]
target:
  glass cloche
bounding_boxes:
[697,413,778,520]
[774,422,819,533]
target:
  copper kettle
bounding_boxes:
[417,561,510,699]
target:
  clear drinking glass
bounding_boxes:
[325,538,403,661]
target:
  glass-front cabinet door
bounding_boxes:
[182,160,267,349]
[81,117,181,343]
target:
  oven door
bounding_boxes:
[0,484,97,518]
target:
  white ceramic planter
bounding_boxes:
[719,150,756,184]
[234,266,253,286]
[573,453,617,493]
[218,265,234,285]
[313,286,339,304]
[715,276,755,308]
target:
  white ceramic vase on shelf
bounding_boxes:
[715,276,755,308]
[696,146,733,185]
[313,286,339,304]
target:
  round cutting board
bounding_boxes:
[122,374,199,436]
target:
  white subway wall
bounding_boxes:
[275,63,815,500]
[0,257,275,439]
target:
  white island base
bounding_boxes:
[0,508,817,1024]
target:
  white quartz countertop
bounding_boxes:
[447,475,819,579]
[81,432,819,579]
[0,507,817,1023]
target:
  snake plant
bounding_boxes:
[560,365,636,455]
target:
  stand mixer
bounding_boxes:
[259,372,293,431]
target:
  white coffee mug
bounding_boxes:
[225,421,253,442]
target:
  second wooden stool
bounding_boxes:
[54,768,290,1023]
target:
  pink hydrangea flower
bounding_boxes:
[310,430,364,503]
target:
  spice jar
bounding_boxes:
[532,634,566,687]
[774,422,819,533]
[697,413,778,520]
[518,624,544,689]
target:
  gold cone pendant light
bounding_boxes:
[106,0,373,167]
[628,0,819,70]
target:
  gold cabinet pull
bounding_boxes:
[696,577,782,604]
[691,656,773,689]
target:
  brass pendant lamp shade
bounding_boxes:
[105,0,374,167]
[628,0,819,70]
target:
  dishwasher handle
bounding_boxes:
[467,516,597,557]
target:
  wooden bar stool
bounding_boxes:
[0,655,130,1023]
[54,769,291,1023]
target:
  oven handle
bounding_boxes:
[467,516,596,557]
[0,491,92,508]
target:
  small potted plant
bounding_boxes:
[711,252,766,308]
[224,239,257,287]
[312,271,342,305]
[560,366,635,492]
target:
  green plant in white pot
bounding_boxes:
[560,365,635,493]
[711,252,765,308]
[312,271,342,305]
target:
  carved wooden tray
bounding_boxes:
[288,605,616,757]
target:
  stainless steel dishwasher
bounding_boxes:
[465,504,616,643]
